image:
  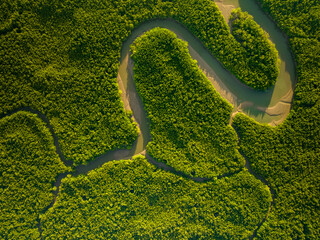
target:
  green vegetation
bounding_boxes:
[0,111,69,239]
[41,155,271,240]
[1,0,319,238]
[257,0,320,40]
[131,28,244,178]
[232,0,320,238]
[0,0,140,165]
[0,0,279,166]
[230,8,280,88]
[170,0,279,90]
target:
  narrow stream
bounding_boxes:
[3,0,295,238]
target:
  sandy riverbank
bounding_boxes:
[118,22,294,127]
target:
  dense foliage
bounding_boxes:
[0,111,69,239]
[230,8,280,88]
[0,0,279,165]
[41,156,271,240]
[256,0,320,40]
[232,0,320,238]
[0,0,140,165]
[170,0,279,90]
[1,0,318,238]
[131,28,244,178]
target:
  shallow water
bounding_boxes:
[214,0,296,122]
[118,2,295,153]
[36,3,282,226]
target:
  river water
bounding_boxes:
[0,2,285,237]
[117,0,295,155]
[215,0,296,121]
[42,2,283,232]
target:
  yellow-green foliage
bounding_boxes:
[232,1,320,238]
[257,0,320,39]
[0,111,69,239]
[230,8,280,89]
[233,111,320,239]
[41,156,271,240]
[170,0,279,90]
[131,28,244,178]
[1,0,318,238]
[0,0,279,165]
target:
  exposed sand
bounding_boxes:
[117,49,151,154]
[214,0,237,24]
[117,18,295,128]
[117,70,131,112]
[190,42,292,126]
[279,88,294,103]
[118,45,291,128]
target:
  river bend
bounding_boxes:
[2,0,296,238]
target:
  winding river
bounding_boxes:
[4,0,296,238]
[118,0,296,156]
